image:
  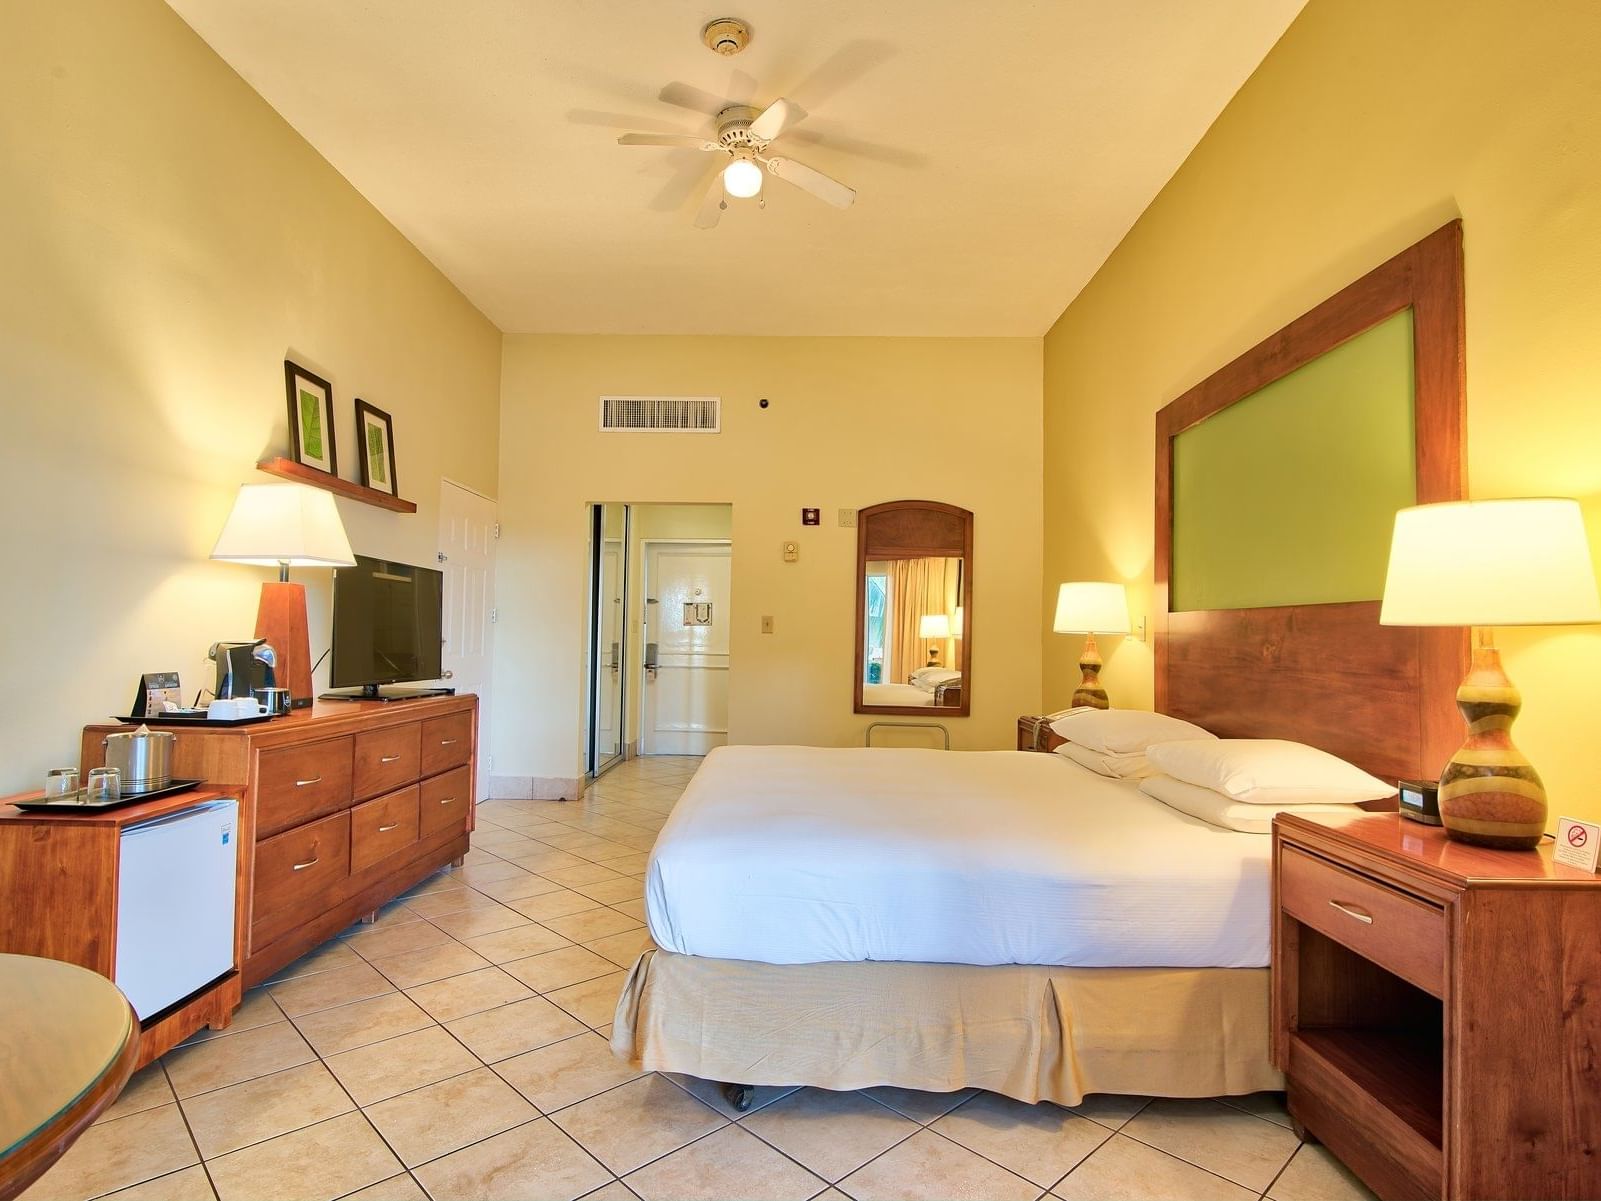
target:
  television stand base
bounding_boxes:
[319,685,457,703]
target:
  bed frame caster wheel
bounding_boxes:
[722,1083,755,1112]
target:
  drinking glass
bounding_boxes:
[85,767,121,804]
[44,768,79,799]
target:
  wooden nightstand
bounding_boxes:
[1016,715,1066,753]
[1272,811,1601,1200]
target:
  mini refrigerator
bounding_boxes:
[115,799,238,1020]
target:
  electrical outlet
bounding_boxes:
[761,616,775,634]
[838,509,857,528]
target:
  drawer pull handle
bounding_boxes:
[380,754,402,763]
[378,822,401,832]
[1329,900,1374,925]
[438,797,456,805]
[294,776,322,787]
[292,855,320,871]
[440,738,458,746]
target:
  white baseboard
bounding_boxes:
[487,775,582,801]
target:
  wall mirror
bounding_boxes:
[854,500,973,716]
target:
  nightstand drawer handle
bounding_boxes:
[438,797,456,805]
[377,822,400,833]
[440,738,458,746]
[1329,900,1374,925]
[294,776,322,787]
[291,855,320,871]
[380,754,402,763]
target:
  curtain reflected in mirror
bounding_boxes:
[854,501,973,715]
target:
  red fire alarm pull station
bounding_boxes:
[801,508,820,526]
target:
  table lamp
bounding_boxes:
[1054,582,1130,709]
[211,483,356,708]
[919,614,951,667]
[1380,498,1601,848]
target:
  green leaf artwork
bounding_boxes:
[366,422,387,485]
[298,388,324,459]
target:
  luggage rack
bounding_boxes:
[863,721,951,750]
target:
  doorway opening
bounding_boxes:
[583,504,732,779]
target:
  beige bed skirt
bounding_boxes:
[611,949,1282,1107]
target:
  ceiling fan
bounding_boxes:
[616,97,857,229]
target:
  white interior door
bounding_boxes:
[439,480,497,798]
[642,541,730,756]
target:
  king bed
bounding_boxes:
[612,223,1468,1109]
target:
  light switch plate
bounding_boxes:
[838,509,857,528]
[782,541,799,562]
[760,616,775,634]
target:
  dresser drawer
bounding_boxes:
[350,785,420,874]
[1280,844,1445,997]
[252,812,351,949]
[353,725,421,799]
[256,737,354,839]
[419,767,470,839]
[420,712,473,778]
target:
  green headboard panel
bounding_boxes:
[1171,309,1416,611]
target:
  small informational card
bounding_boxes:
[1555,817,1601,873]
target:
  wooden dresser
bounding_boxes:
[83,695,477,988]
[1272,810,1601,1200]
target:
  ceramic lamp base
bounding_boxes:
[1071,632,1110,710]
[1438,640,1545,849]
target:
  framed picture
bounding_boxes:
[354,398,398,495]
[284,360,338,475]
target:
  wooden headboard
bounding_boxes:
[1154,222,1469,783]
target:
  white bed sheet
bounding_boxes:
[646,745,1271,969]
[860,682,935,706]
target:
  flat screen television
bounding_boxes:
[328,554,445,699]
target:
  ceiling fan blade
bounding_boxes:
[659,82,728,116]
[764,156,855,209]
[749,97,807,142]
[693,175,728,229]
[618,132,719,150]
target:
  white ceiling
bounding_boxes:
[167,1,1304,336]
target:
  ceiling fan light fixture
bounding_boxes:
[722,156,764,199]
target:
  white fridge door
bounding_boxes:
[116,799,238,1020]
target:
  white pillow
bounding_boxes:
[911,667,962,689]
[1053,741,1157,780]
[1145,739,1396,806]
[1139,774,1363,834]
[1048,709,1215,756]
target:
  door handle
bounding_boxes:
[442,670,455,680]
[294,776,322,787]
[292,855,320,871]
[380,754,402,763]
[378,822,400,832]
[1328,900,1374,925]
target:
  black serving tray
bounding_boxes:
[14,778,206,812]
[111,712,273,728]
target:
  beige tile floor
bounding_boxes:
[24,756,1376,1201]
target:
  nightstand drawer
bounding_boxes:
[1280,845,1445,997]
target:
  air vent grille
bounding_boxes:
[599,396,721,433]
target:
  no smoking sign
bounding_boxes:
[1556,817,1601,873]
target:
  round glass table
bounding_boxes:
[0,954,139,1201]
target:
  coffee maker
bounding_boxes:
[208,639,277,700]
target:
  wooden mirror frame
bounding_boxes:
[1154,220,1468,782]
[853,500,974,716]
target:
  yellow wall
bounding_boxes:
[0,0,501,792]
[1042,0,1601,821]
[496,335,1043,789]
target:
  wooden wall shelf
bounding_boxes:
[255,457,416,514]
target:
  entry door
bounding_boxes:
[641,541,730,756]
[438,480,497,798]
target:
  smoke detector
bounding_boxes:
[701,18,750,56]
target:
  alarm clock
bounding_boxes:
[1398,778,1441,825]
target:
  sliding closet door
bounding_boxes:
[586,503,628,778]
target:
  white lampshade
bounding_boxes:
[723,157,763,199]
[1053,582,1130,635]
[1380,498,1601,627]
[210,483,356,569]
[919,614,952,639]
